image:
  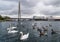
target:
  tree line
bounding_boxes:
[0,15,10,21]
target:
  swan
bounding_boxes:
[8,30,18,33]
[7,27,17,30]
[20,32,29,40]
[7,26,18,33]
[7,23,17,30]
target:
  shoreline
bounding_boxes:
[0,20,60,22]
[0,18,60,22]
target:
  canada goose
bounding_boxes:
[37,28,48,36]
[51,29,57,34]
[49,24,52,27]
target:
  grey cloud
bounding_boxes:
[3,0,39,7]
[21,7,34,15]
[9,10,18,15]
[3,0,18,2]
[21,9,34,14]
[0,8,18,15]
[20,0,39,8]
[0,0,18,15]
[40,8,60,16]
[0,9,18,15]
[0,5,13,11]
[1,0,60,18]
[2,0,36,15]
[44,0,60,6]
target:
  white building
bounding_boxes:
[33,16,47,19]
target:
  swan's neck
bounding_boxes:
[21,33,23,36]
[9,29,11,31]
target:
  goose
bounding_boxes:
[20,32,29,40]
[44,32,48,36]
[49,24,52,27]
[42,26,48,32]
[51,29,57,35]
[37,28,48,36]
[32,23,37,29]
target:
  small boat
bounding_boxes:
[20,32,29,40]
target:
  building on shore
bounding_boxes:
[33,16,55,21]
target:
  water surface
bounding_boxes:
[0,21,60,42]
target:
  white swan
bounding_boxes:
[20,32,29,40]
[8,30,18,33]
[7,27,17,30]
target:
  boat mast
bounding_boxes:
[17,0,21,40]
[18,0,21,21]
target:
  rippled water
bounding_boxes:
[0,21,60,42]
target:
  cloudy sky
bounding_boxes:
[0,0,60,18]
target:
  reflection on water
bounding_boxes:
[0,21,60,42]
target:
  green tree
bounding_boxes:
[0,15,10,21]
[0,15,4,20]
[3,16,10,19]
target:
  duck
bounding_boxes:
[32,25,36,29]
[32,23,37,29]
[42,26,48,32]
[20,32,29,40]
[44,32,48,36]
[49,24,52,27]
